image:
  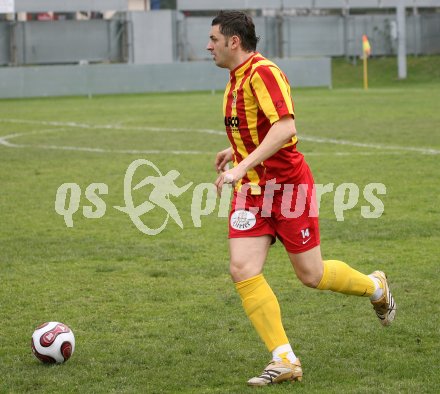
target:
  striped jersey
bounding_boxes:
[223,52,305,195]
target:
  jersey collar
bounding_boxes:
[230,52,259,78]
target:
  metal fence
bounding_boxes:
[178,13,440,61]
[0,19,125,66]
[0,12,439,66]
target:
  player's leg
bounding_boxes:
[274,162,396,326]
[230,236,302,385]
[287,246,397,325]
[275,180,374,296]
[288,245,375,295]
[231,236,290,352]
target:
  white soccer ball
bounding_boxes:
[31,322,75,364]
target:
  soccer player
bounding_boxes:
[207,10,397,387]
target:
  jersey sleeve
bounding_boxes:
[250,65,295,124]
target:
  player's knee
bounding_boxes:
[229,262,245,282]
[229,260,260,283]
[297,271,321,288]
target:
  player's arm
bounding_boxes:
[215,116,296,191]
[235,115,295,173]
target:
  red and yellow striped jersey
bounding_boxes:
[223,52,305,195]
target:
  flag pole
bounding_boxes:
[362,34,371,91]
[363,54,368,90]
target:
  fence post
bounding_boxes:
[397,0,407,79]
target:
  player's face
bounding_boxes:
[207,25,232,69]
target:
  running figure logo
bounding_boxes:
[114,159,193,235]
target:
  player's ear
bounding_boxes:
[230,35,240,49]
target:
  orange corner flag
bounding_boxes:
[362,35,371,90]
[362,34,371,58]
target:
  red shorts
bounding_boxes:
[228,166,320,254]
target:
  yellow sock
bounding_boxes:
[235,274,288,352]
[317,260,375,297]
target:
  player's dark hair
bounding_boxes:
[211,10,259,52]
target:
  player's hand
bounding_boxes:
[215,166,246,195]
[214,147,234,174]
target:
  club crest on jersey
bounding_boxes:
[232,90,237,108]
[230,210,256,231]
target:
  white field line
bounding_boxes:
[0,118,439,155]
[31,145,209,155]
[0,131,405,156]
[0,129,65,148]
[0,123,214,155]
[300,136,440,155]
[0,135,210,155]
[0,118,224,135]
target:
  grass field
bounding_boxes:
[1,57,440,393]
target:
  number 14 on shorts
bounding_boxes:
[301,228,311,244]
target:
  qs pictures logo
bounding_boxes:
[54,159,387,236]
